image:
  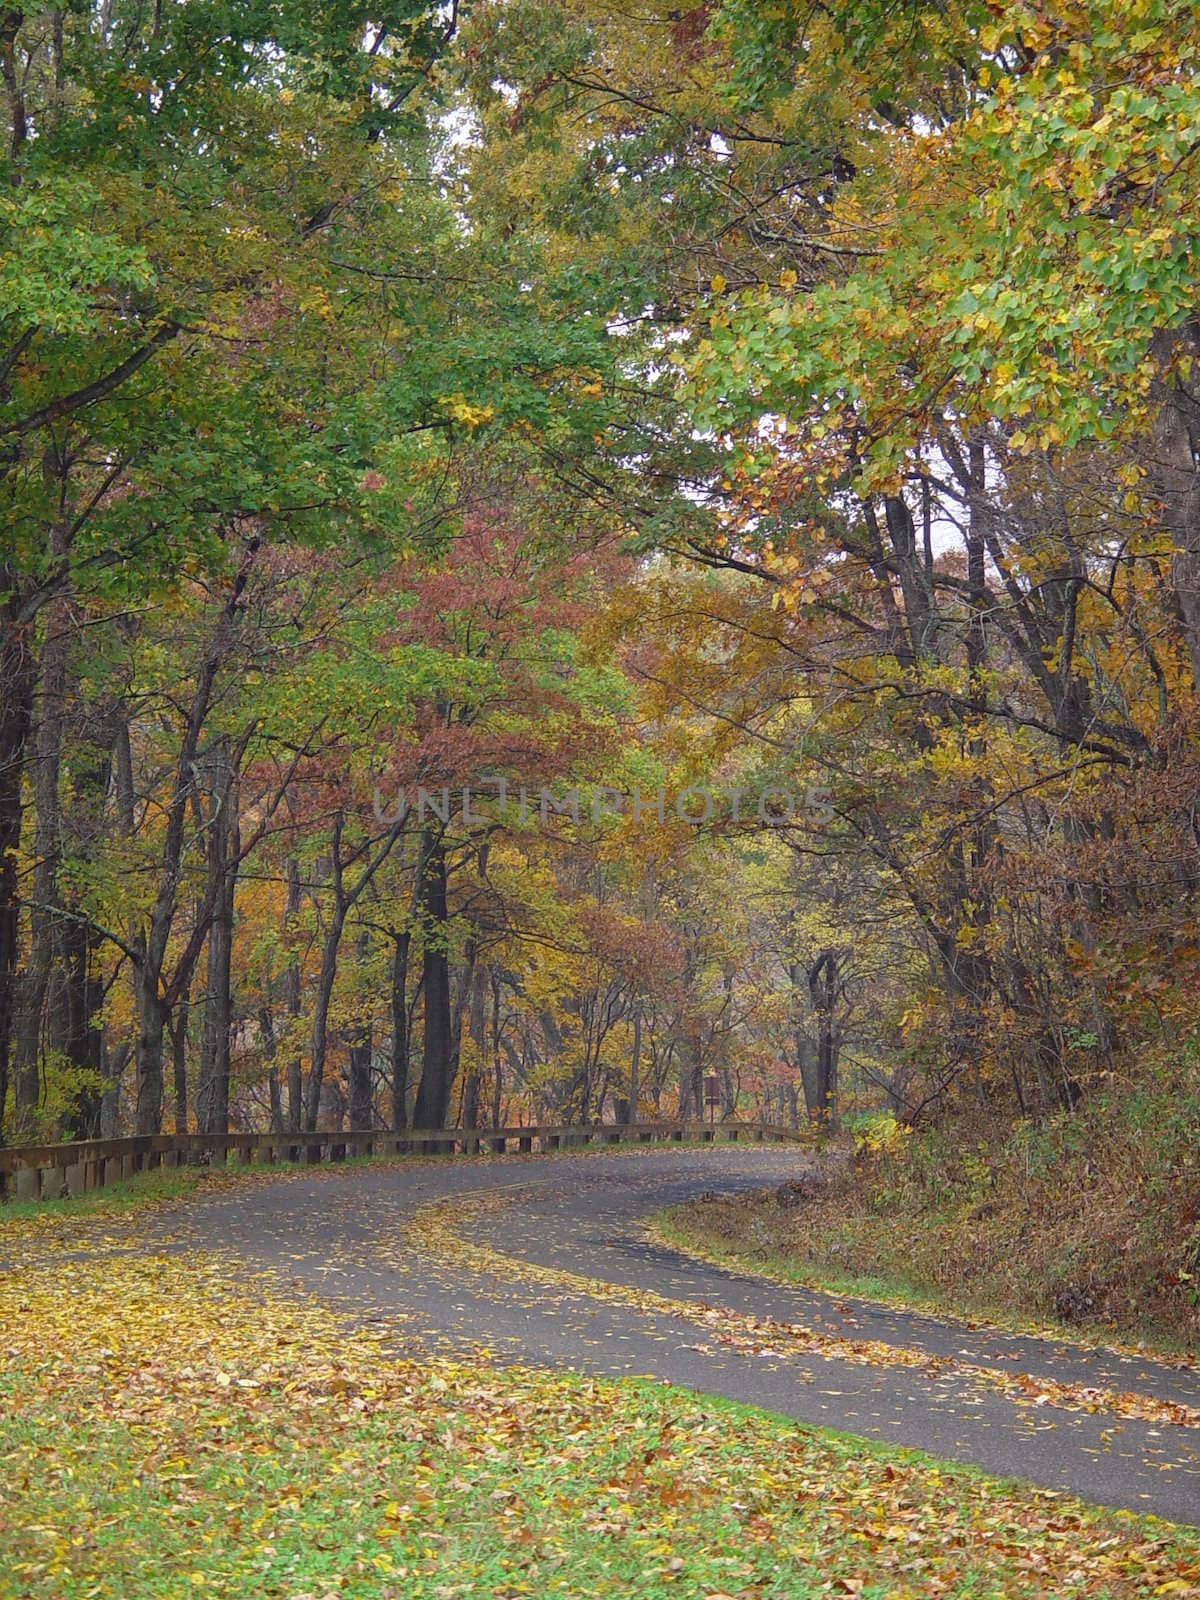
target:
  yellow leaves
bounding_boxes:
[4,1184,1200,1600]
[709,272,727,295]
[438,393,496,427]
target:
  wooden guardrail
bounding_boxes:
[0,1120,798,1201]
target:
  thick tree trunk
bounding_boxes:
[461,948,486,1132]
[13,587,69,1128]
[1149,321,1200,694]
[412,832,452,1130]
[390,929,410,1131]
[490,973,503,1129]
[303,904,348,1132]
[60,909,105,1139]
[807,949,842,1127]
[196,744,238,1135]
[135,958,167,1136]
[169,992,190,1134]
[348,1026,373,1129]
[0,582,36,1144]
[99,1041,132,1138]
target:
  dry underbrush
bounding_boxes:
[675,1057,1200,1349]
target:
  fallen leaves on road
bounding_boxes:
[412,1189,1200,1434]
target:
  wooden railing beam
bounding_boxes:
[0,1119,800,1198]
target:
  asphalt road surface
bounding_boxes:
[154,1145,1200,1524]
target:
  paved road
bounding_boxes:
[157,1146,1200,1524]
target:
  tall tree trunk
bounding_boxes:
[14,584,69,1129]
[347,930,373,1129]
[461,946,486,1132]
[0,578,36,1146]
[259,1003,285,1135]
[623,1006,641,1123]
[60,909,105,1139]
[390,929,410,1131]
[303,900,348,1133]
[196,743,238,1135]
[490,972,503,1129]
[170,991,190,1134]
[135,552,257,1135]
[412,831,452,1130]
[1149,320,1200,694]
[98,1041,131,1138]
[302,809,404,1131]
[135,956,168,1136]
[807,949,842,1127]
[348,1027,373,1129]
[283,854,303,1134]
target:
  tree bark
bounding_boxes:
[13,582,69,1129]
[490,972,504,1129]
[412,831,452,1130]
[1149,320,1200,694]
[169,991,190,1134]
[461,946,486,1132]
[135,547,258,1134]
[807,949,842,1127]
[0,576,36,1144]
[302,811,404,1131]
[196,742,239,1135]
[283,854,303,1134]
[624,1006,641,1123]
[390,929,411,1131]
[348,1027,373,1129]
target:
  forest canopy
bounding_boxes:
[2,0,1198,1153]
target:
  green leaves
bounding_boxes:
[0,180,154,334]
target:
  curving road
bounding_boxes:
[155,1145,1200,1525]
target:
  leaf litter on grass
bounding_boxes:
[3,1217,1200,1598]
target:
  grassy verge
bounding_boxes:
[654,1065,1200,1358]
[654,1202,1009,1326]
[657,1187,1200,1359]
[0,1163,212,1226]
[3,1236,1200,1600]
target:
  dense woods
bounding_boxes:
[2,0,1198,1171]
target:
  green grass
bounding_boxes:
[655,1204,1002,1318]
[0,1162,211,1223]
[4,1324,1198,1599]
[3,1182,1200,1597]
